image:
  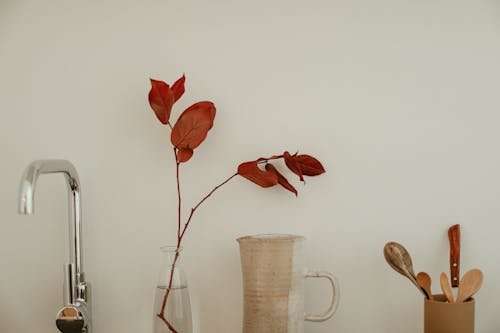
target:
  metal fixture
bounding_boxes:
[18,159,91,333]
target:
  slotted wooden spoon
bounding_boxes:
[384,242,427,297]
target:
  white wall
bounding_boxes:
[1,0,499,332]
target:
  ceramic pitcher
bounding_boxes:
[237,234,339,333]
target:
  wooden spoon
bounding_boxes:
[384,242,427,297]
[416,272,433,300]
[440,272,454,303]
[456,269,484,303]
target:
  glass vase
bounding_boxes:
[153,246,193,333]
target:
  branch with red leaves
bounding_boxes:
[148,74,325,333]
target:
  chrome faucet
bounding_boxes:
[18,159,91,333]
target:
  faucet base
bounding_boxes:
[56,319,85,333]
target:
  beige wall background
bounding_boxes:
[1,0,500,332]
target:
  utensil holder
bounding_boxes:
[424,294,475,333]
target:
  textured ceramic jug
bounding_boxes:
[237,234,339,333]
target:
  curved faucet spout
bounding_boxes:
[18,159,91,333]
[18,159,83,280]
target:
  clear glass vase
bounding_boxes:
[153,246,193,333]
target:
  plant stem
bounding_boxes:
[157,313,178,333]
[158,247,180,326]
[179,172,238,240]
[159,166,238,332]
[157,148,182,333]
[256,154,284,165]
[175,148,181,242]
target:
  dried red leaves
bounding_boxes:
[149,79,175,125]
[148,75,325,191]
[238,151,325,196]
[148,75,215,163]
[149,75,186,125]
[265,164,297,196]
[238,161,278,188]
[171,101,216,162]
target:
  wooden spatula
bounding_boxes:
[440,272,454,303]
[456,269,484,303]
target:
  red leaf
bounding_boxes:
[208,104,216,123]
[295,155,325,176]
[177,148,194,163]
[148,79,174,125]
[284,151,304,182]
[238,161,278,188]
[265,164,297,196]
[171,101,216,151]
[171,74,186,103]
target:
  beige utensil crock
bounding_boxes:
[424,294,475,333]
[237,234,339,333]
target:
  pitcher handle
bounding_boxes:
[304,270,340,322]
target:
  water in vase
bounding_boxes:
[153,285,192,333]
